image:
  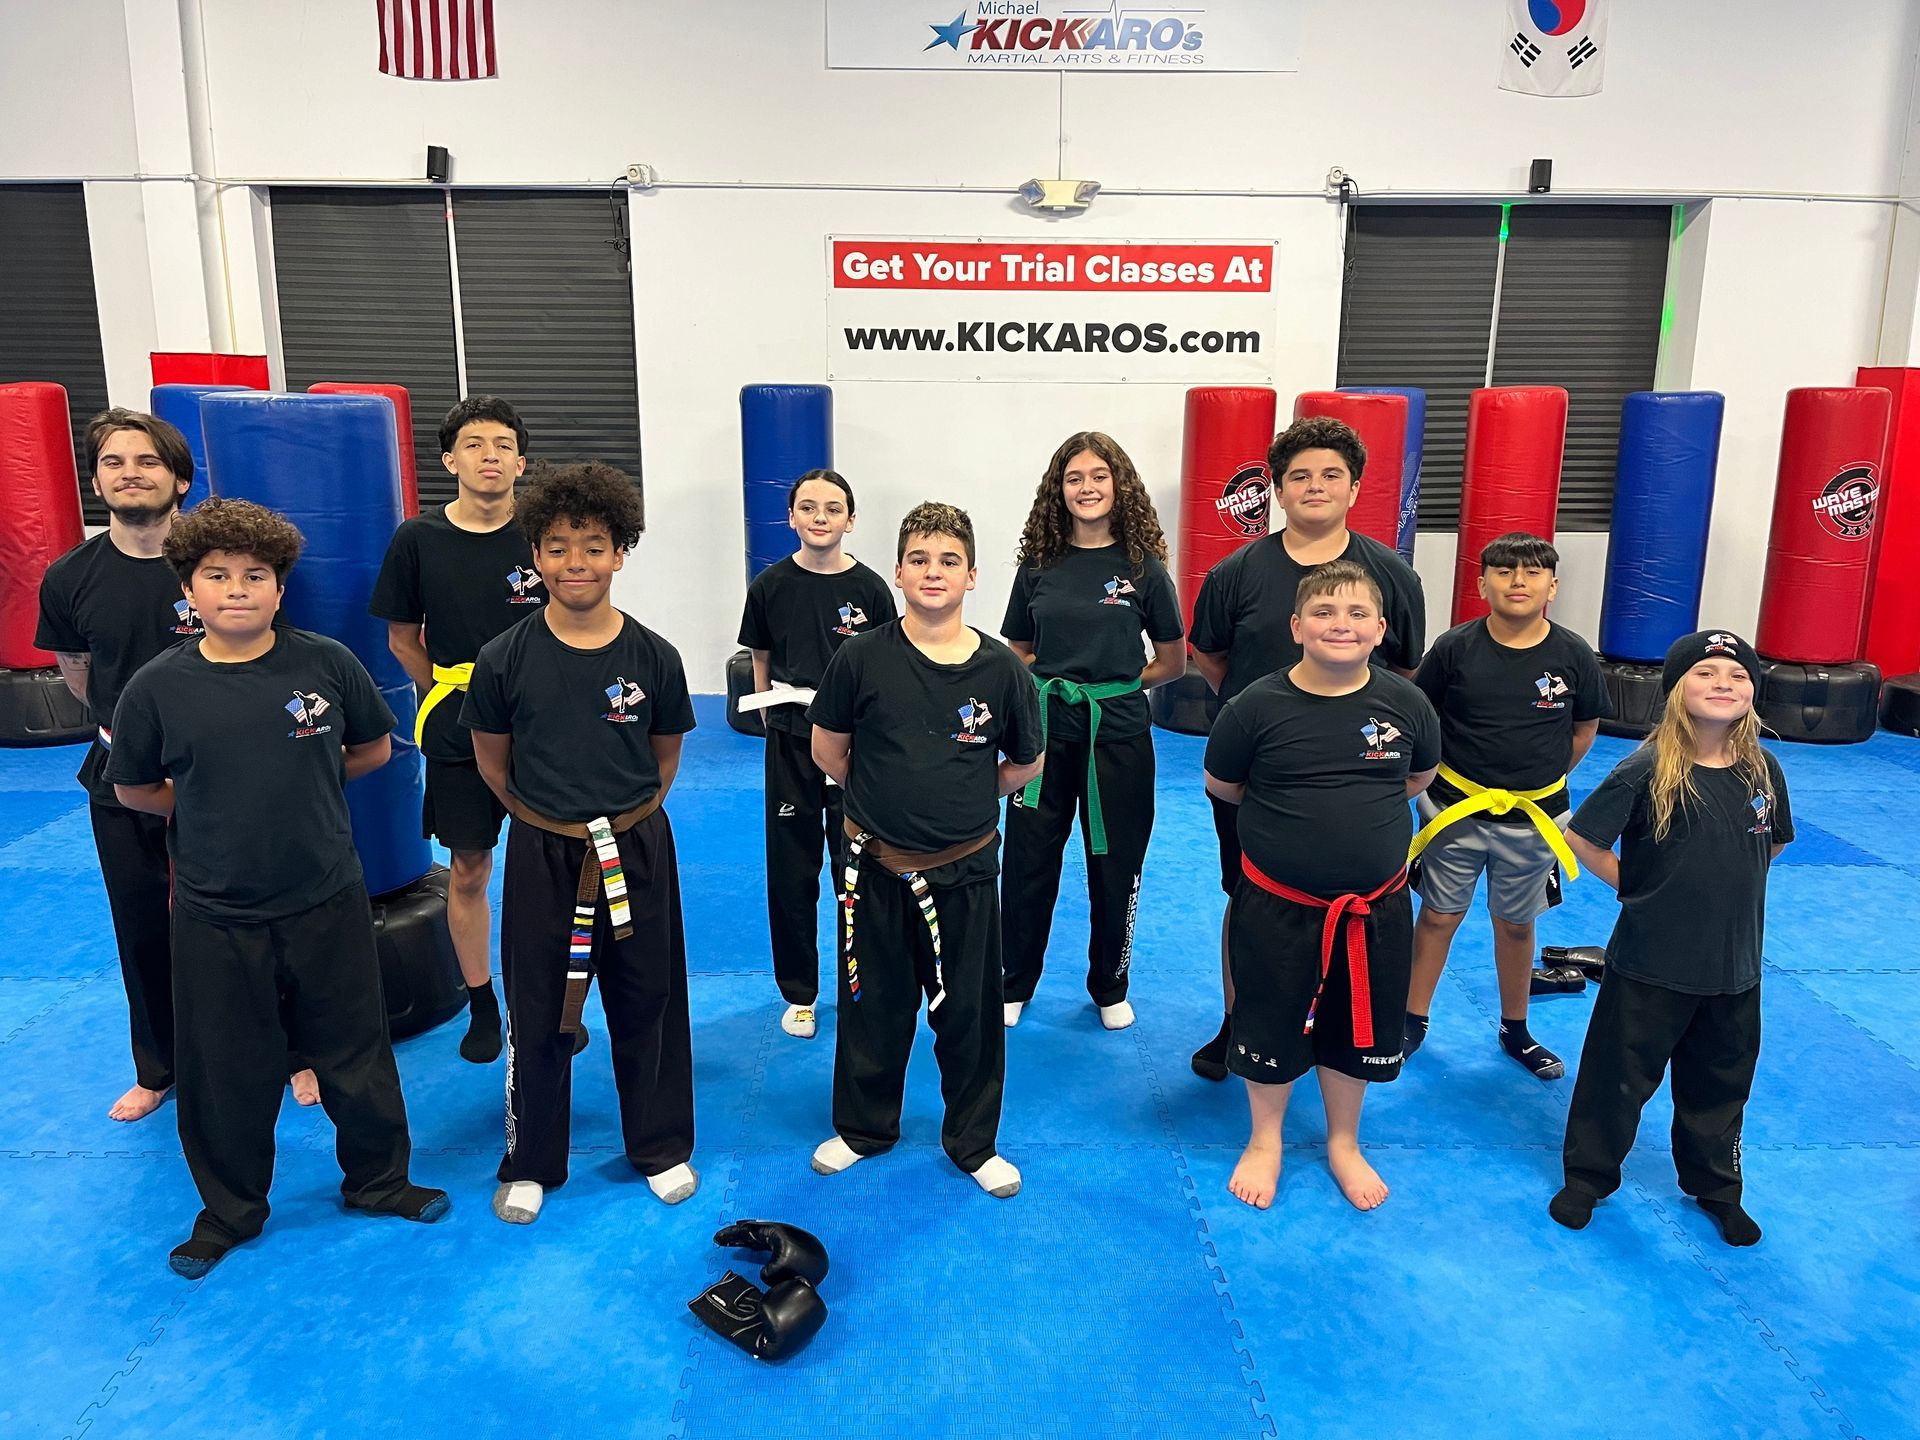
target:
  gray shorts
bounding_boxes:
[1412,796,1564,923]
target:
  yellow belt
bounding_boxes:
[1407,763,1580,880]
[413,662,474,747]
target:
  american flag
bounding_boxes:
[377,0,498,81]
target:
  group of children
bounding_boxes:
[36,400,1789,1277]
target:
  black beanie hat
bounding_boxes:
[1662,630,1762,696]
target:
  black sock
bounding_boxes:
[572,1024,591,1056]
[169,1235,233,1278]
[1549,1186,1595,1230]
[1403,1011,1430,1058]
[1191,1012,1231,1080]
[1499,1018,1565,1079]
[459,983,503,1064]
[349,1183,452,1223]
[1699,1198,1762,1247]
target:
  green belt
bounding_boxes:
[1018,675,1142,855]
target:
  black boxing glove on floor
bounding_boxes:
[1541,944,1608,981]
[688,1272,827,1362]
[714,1219,830,1288]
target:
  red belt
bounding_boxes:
[1239,857,1408,1050]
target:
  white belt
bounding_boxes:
[736,682,817,714]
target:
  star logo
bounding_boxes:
[926,11,971,49]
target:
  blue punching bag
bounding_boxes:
[740,385,833,586]
[150,383,248,511]
[1342,384,1425,563]
[199,392,430,898]
[1599,392,1724,663]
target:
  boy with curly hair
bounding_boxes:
[107,499,448,1278]
[462,462,698,1224]
[807,502,1043,1198]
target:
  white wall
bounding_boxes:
[5,0,1918,685]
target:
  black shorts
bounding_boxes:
[423,759,507,853]
[1226,878,1413,1085]
[1210,791,1242,897]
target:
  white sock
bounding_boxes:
[1099,1000,1136,1031]
[969,1154,1022,1198]
[811,1135,866,1175]
[1003,1001,1024,1028]
[781,1004,817,1039]
[646,1162,698,1204]
[492,1180,544,1224]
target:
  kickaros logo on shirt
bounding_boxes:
[284,690,334,739]
[170,599,203,636]
[1359,716,1403,761]
[1533,671,1569,710]
[832,602,870,637]
[505,566,545,605]
[603,676,646,723]
[1748,791,1773,835]
[1100,576,1137,607]
[951,696,994,745]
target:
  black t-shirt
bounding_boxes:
[1570,749,1793,995]
[462,612,696,823]
[103,628,394,924]
[1000,544,1184,743]
[808,621,1043,864]
[34,533,205,804]
[1189,531,1426,704]
[368,507,544,763]
[736,556,896,736]
[1414,619,1612,824]
[1205,667,1440,898]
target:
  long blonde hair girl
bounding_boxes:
[1642,685,1774,841]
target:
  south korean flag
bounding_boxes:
[1500,0,1608,98]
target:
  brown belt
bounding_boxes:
[508,792,663,1034]
[841,816,995,876]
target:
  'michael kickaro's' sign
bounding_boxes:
[827,238,1278,385]
[826,1,1301,71]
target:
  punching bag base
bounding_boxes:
[1149,661,1218,737]
[725,648,765,738]
[1879,673,1920,737]
[374,866,465,1041]
[1757,659,1881,745]
[0,666,93,747]
[1597,659,1667,740]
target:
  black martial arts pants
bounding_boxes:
[833,867,1004,1173]
[764,726,847,1007]
[89,801,175,1092]
[1562,969,1761,1205]
[499,809,695,1188]
[171,879,415,1246]
[1001,729,1154,1007]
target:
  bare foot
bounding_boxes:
[1328,1140,1389,1211]
[1228,1140,1283,1209]
[290,1069,321,1106]
[108,1083,171,1122]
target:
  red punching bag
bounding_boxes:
[309,382,420,517]
[1454,386,1566,625]
[1854,367,1920,675]
[1176,387,1277,633]
[0,383,85,670]
[1756,387,1891,664]
[1292,391,1406,551]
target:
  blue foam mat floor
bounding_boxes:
[4,698,1916,1439]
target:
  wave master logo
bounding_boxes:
[926,3,1207,64]
[603,676,646,723]
[1811,463,1878,541]
[285,690,334,739]
[1214,462,1271,538]
[952,696,994,744]
[1360,716,1403,761]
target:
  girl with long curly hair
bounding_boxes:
[999,432,1186,1032]
[1557,629,1792,1248]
